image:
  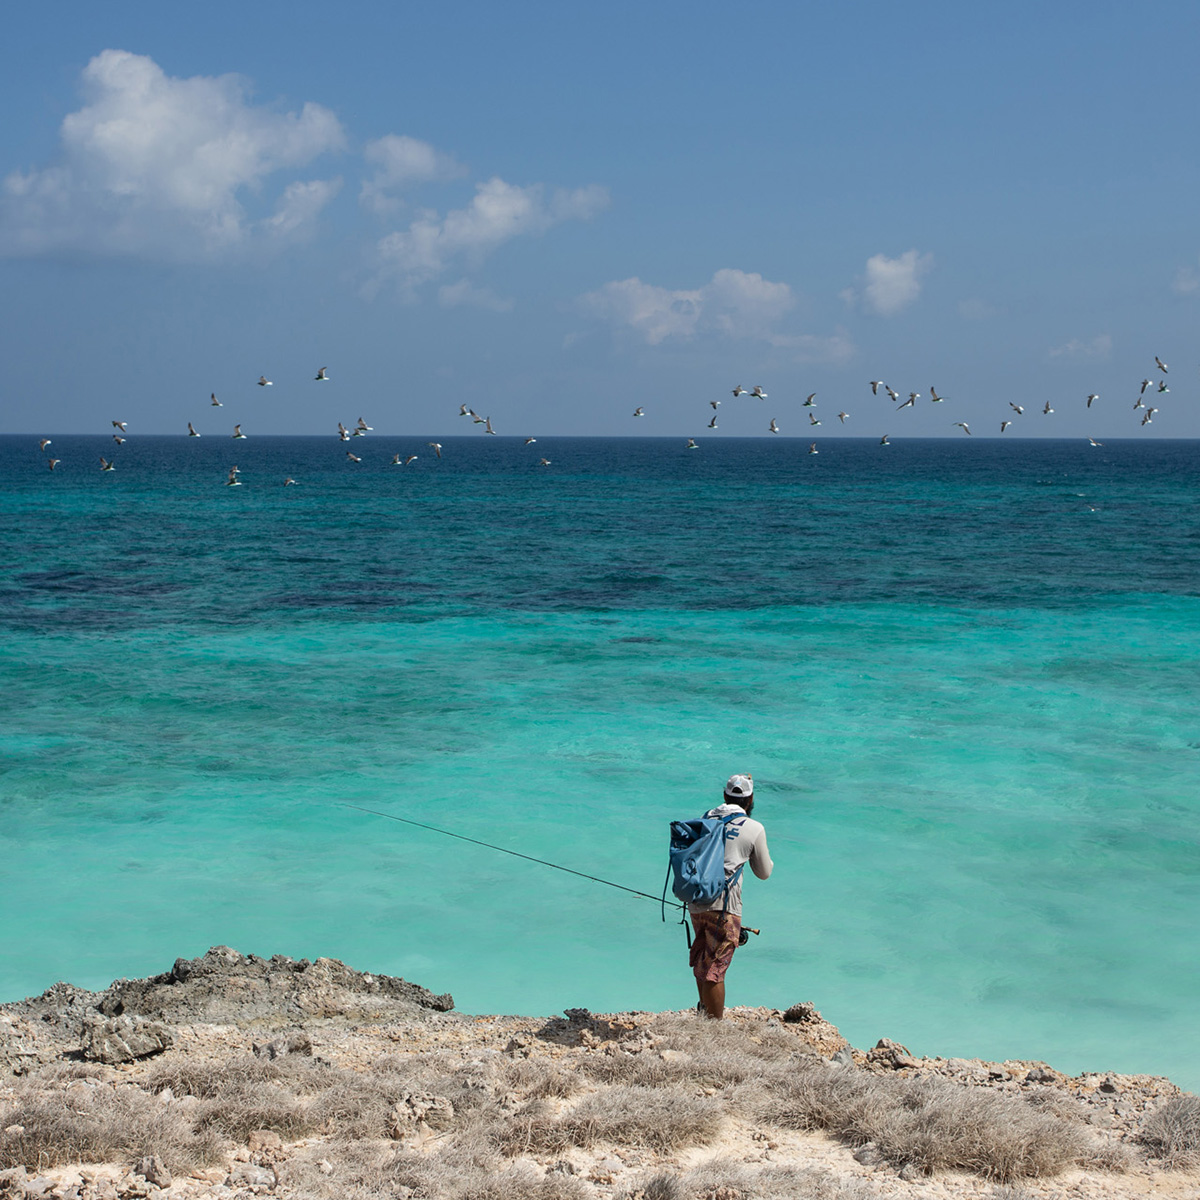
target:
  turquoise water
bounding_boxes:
[2,435,1198,1088]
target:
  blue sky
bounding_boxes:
[3,0,1200,438]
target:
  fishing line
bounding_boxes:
[340,802,680,911]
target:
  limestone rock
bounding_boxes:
[80,1016,172,1064]
[133,1156,171,1188]
[866,1037,919,1070]
[386,1091,455,1138]
[227,1162,276,1188]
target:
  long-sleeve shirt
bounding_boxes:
[686,802,773,918]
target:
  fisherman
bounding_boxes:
[689,774,773,1019]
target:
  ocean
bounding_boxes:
[2,434,1197,1089]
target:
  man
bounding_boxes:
[689,773,773,1019]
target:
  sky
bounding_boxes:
[3,0,1200,438]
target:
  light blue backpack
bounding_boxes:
[663,812,745,928]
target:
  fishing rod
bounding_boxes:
[340,802,761,940]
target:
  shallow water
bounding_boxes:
[2,435,1198,1087]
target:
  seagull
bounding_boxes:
[751,386,767,399]
[39,438,51,451]
[403,455,418,465]
[1156,356,1168,373]
[1134,397,1145,410]
[633,406,645,417]
[1001,420,1012,432]
[351,426,367,436]
[188,422,200,437]
[808,442,818,455]
[356,417,373,432]
[472,412,486,424]
[99,457,115,471]
[233,424,247,439]
[897,394,915,410]
[47,458,60,470]
[1042,401,1054,415]
[880,434,890,445]
[428,442,442,458]
[525,437,537,445]
[539,458,552,466]
[315,367,329,381]
[1143,407,1158,424]
[953,422,971,435]
[338,422,350,441]
[708,415,719,429]
[837,411,849,423]
[929,387,945,402]
[710,400,721,410]
[769,418,779,434]
[1088,437,1103,446]
[732,385,747,397]
[1009,403,1024,415]
[1087,394,1098,408]
[803,393,817,407]
[346,451,361,462]
[885,386,900,402]
[1157,381,1169,394]
[1140,379,1151,395]
[112,421,126,432]
[809,412,821,426]
[870,381,883,395]
[460,404,471,416]
[211,393,222,407]
[257,376,272,387]
[284,477,297,485]
[686,438,698,449]
[226,468,241,487]
[484,416,496,435]
[112,435,125,445]
[391,453,403,465]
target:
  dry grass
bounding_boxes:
[621,1159,874,1200]
[759,1063,1095,1182]
[1139,1096,1200,1167]
[0,1081,223,1172]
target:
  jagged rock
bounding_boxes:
[80,1016,172,1064]
[783,1002,819,1023]
[252,1032,312,1060]
[227,1163,276,1188]
[866,1037,919,1070]
[386,1091,455,1138]
[133,1157,171,1188]
[247,1130,284,1163]
[830,1047,855,1067]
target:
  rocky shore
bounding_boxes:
[1,948,1196,1200]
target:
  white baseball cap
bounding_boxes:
[724,773,753,799]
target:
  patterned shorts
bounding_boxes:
[689,911,742,983]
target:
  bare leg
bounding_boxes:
[698,979,725,1019]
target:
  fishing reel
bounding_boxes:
[738,926,761,947]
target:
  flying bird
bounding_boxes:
[356,417,373,432]
[232,424,247,439]
[99,457,115,471]
[750,386,767,399]
[1156,356,1168,373]
[837,411,849,423]
[226,468,241,487]
[346,451,361,462]
[539,458,552,466]
[47,458,60,470]
[1140,379,1151,395]
[39,438,51,451]
[1009,403,1024,415]
[808,413,821,426]
[257,376,272,387]
[1088,437,1103,446]
[1086,394,1098,408]
[710,400,721,410]
[112,421,126,432]
[686,438,698,449]
[211,393,222,407]
[1157,381,1169,393]
[484,416,496,435]
[885,386,900,402]
[187,422,200,437]
[1143,408,1158,424]
[112,435,125,445]
[1001,420,1012,432]
[633,407,645,417]
[769,418,779,434]
[708,415,719,429]
[808,442,818,455]
[315,367,329,381]
[953,422,971,435]
[460,404,471,416]
[1042,402,1054,415]
[403,455,418,465]
[880,434,890,445]
[897,394,915,410]
[870,381,883,395]
[803,393,817,407]
[427,442,442,458]
[929,387,945,402]
[732,385,747,397]
[524,437,537,445]
[338,422,350,441]
[284,477,297,485]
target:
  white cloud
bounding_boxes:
[580,268,799,346]
[263,177,343,241]
[1048,334,1112,361]
[438,279,514,311]
[843,249,933,316]
[0,49,345,260]
[1173,262,1200,295]
[359,134,465,214]
[369,177,608,295]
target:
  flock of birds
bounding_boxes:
[31,355,1178,481]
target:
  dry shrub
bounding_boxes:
[500,1057,586,1100]
[498,1085,722,1156]
[622,1160,872,1200]
[763,1064,1092,1182]
[147,1053,337,1099]
[1139,1096,1200,1167]
[0,1082,222,1171]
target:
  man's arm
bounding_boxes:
[749,827,773,879]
